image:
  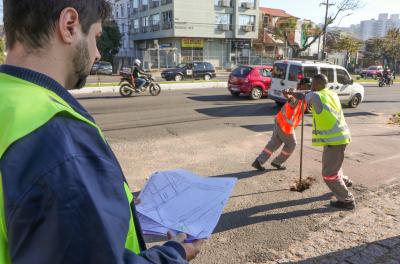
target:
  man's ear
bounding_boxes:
[58,8,80,44]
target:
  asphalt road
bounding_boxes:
[76,84,400,263]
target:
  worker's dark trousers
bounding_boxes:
[257,123,297,166]
[322,145,354,203]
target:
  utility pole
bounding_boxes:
[320,0,334,60]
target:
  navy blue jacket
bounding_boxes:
[0,65,187,264]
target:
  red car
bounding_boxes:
[228,65,273,100]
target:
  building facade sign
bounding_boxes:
[181,38,204,48]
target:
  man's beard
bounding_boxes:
[67,40,92,90]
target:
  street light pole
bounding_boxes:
[320,0,334,60]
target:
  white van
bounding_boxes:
[268,60,365,108]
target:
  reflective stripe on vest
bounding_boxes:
[311,89,351,146]
[0,73,141,263]
[276,99,305,135]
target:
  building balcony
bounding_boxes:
[140,4,148,11]
[217,24,231,31]
[216,0,231,7]
[241,2,254,9]
[131,8,139,16]
[150,24,161,31]
[162,21,173,30]
[141,26,150,33]
[240,25,255,32]
[150,1,160,8]
[132,28,140,34]
[161,0,173,5]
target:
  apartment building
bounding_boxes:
[111,0,136,67]
[359,13,400,40]
[129,0,260,68]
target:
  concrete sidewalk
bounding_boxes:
[70,81,228,95]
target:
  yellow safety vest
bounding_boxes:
[0,73,142,263]
[311,88,351,146]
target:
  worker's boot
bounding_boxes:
[330,200,356,210]
[271,162,286,170]
[252,160,265,171]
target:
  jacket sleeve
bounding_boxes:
[2,117,187,264]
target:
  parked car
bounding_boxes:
[228,65,273,100]
[91,61,113,75]
[268,60,365,108]
[161,62,216,81]
[360,65,383,79]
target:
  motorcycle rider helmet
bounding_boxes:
[134,59,141,66]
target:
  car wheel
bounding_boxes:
[250,87,263,100]
[348,94,361,108]
[174,74,183,81]
[230,91,240,97]
[275,101,284,107]
[204,74,211,81]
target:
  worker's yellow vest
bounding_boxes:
[311,88,351,146]
[0,73,141,263]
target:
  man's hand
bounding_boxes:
[167,231,204,261]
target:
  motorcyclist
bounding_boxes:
[132,59,150,91]
[382,67,392,84]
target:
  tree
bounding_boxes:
[273,17,298,57]
[364,29,400,72]
[384,28,400,72]
[97,20,122,63]
[332,34,362,69]
[364,38,386,66]
[282,0,363,57]
[0,38,5,64]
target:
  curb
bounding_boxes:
[71,82,228,95]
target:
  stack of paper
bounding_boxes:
[136,169,237,240]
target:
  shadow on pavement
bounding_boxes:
[212,170,275,180]
[77,95,129,100]
[363,100,400,103]
[343,111,379,117]
[241,124,276,133]
[287,236,400,263]
[188,94,250,102]
[214,193,334,234]
[195,104,279,118]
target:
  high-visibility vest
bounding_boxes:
[311,88,351,146]
[276,99,306,135]
[0,73,142,263]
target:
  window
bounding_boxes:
[303,67,318,78]
[205,63,214,70]
[141,16,149,32]
[232,66,252,77]
[337,69,351,84]
[215,13,231,25]
[194,63,205,70]
[320,68,335,83]
[162,10,173,29]
[239,15,255,25]
[259,69,271,77]
[120,4,125,17]
[272,63,287,79]
[133,19,140,33]
[150,14,160,25]
[288,65,302,81]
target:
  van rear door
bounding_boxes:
[270,62,289,99]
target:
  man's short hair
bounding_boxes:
[4,0,111,50]
[313,74,329,87]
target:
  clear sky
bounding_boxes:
[260,0,400,27]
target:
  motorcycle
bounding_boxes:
[378,75,394,87]
[119,72,161,97]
